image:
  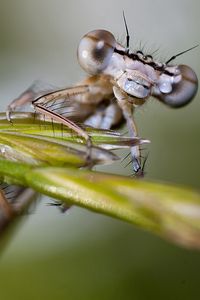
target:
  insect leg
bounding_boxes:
[32,85,93,161]
[0,185,37,231]
[85,101,123,129]
[113,86,143,175]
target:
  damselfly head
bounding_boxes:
[77,29,116,75]
[155,64,198,107]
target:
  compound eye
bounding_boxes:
[157,65,198,108]
[77,29,116,75]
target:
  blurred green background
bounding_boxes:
[0,0,200,299]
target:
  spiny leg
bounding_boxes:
[0,185,37,231]
[113,86,144,176]
[32,85,93,164]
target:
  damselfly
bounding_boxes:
[7,15,198,175]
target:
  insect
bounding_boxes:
[6,14,198,175]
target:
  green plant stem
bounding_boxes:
[0,159,200,249]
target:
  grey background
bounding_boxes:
[0,1,200,299]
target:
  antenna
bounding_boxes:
[123,11,130,54]
[165,44,198,65]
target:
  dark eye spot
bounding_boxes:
[92,44,107,63]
